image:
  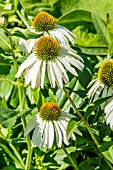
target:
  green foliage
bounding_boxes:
[1,0,113,169]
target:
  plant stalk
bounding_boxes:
[62,144,79,170]
[63,85,113,170]
[18,83,33,170]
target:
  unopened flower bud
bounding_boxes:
[0,16,7,27]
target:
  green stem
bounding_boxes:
[63,85,99,146]
[63,85,113,170]
[3,28,18,70]
[0,132,25,168]
[16,10,30,28]
[18,83,33,170]
[62,144,79,170]
[0,77,22,86]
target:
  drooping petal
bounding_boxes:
[57,121,69,146]
[47,121,54,148]
[31,60,42,88]
[16,54,36,77]
[56,60,69,84]
[41,61,46,89]
[60,57,78,76]
[47,61,56,88]
[54,121,62,148]
[51,61,63,89]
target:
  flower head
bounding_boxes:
[19,11,77,55]
[32,12,56,32]
[24,102,82,149]
[88,59,113,104]
[16,36,84,89]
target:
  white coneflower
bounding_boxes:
[88,59,113,103]
[104,100,113,130]
[19,11,77,55]
[16,36,84,89]
[24,102,82,149]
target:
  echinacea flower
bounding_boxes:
[88,59,113,103]
[16,36,84,89]
[104,99,113,130]
[19,11,77,55]
[24,102,82,149]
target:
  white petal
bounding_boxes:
[25,39,37,54]
[60,57,78,76]
[31,60,42,88]
[64,55,84,71]
[57,121,69,146]
[51,61,63,89]
[48,122,54,148]
[41,122,48,148]
[47,61,56,88]
[54,121,62,148]
[56,60,69,84]
[16,54,36,77]
[41,61,46,89]
[93,86,103,102]
[105,100,113,114]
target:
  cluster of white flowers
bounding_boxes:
[17,11,83,149]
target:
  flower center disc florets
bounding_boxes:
[39,102,61,121]
[32,12,56,32]
[34,36,61,61]
[98,59,113,87]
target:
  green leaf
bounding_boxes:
[0,28,11,52]
[2,165,18,170]
[57,9,92,30]
[0,66,16,101]
[0,108,19,128]
[53,146,76,165]
[85,96,112,119]
[92,10,111,47]
[12,28,42,40]
[66,118,81,140]
[0,141,22,168]
[10,86,19,108]
[48,89,56,103]
[99,141,113,164]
